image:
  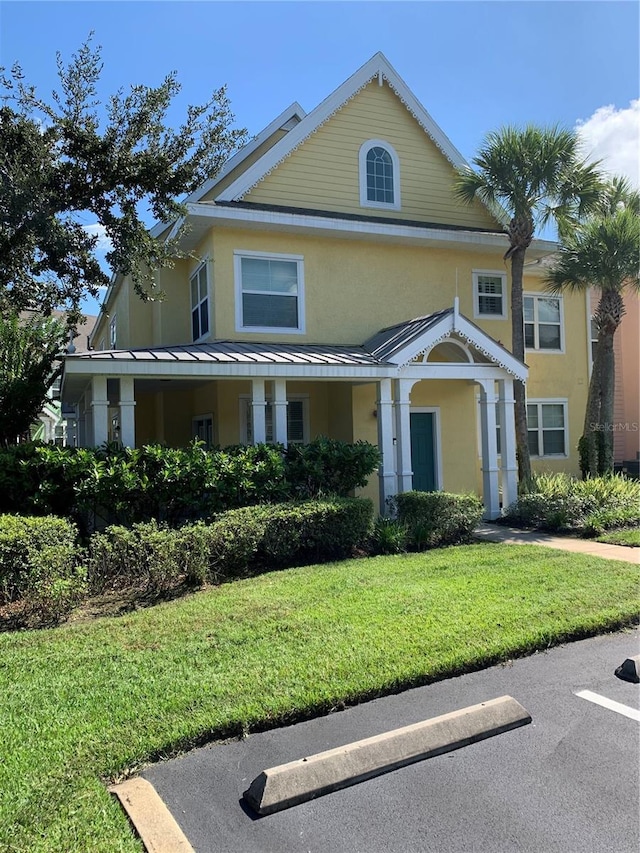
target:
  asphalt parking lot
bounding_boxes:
[142,628,640,853]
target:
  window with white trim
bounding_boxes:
[590,317,598,365]
[527,401,567,457]
[192,414,214,449]
[109,316,117,349]
[524,294,563,351]
[235,252,304,333]
[190,263,209,341]
[359,140,400,210]
[473,271,507,319]
[241,397,308,445]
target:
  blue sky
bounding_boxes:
[1,1,638,312]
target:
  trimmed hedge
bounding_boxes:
[390,491,484,549]
[0,514,86,622]
[86,497,374,592]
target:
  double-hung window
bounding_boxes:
[190,263,209,342]
[524,294,563,351]
[235,251,304,333]
[242,397,308,445]
[527,401,567,457]
[359,140,400,210]
[109,316,117,349]
[473,271,507,319]
[192,414,214,449]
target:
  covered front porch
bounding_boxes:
[61,303,527,519]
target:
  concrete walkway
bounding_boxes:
[475,524,640,564]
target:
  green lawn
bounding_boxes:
[1,543,638,852]
[595,528,640,547]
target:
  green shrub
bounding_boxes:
[284,437,381,498]
[391,491,484,548]
[504,473,640,534]
[208,497,374,577]
[370,517,408,555]
[0,514,85,622]
[0,439,379,527]
[87,520,209,593]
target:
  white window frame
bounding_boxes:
[234,250,305,335]
[239,394,310,445]
[473,270,508,320]
[192,413,214,449]
[526,398,569,458]
[109,316,117,349]
[524,292,564,353]
[475,395,502,458]
[190,260,211,343]
[359,139,401,211]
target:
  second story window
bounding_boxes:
[190,263,209,341]
[109,316,117,349]
[359,140,400,210]
[524,294,563,352]
[473,271,507,319]
[235,251,304,333]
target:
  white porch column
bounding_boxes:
[478,379,500,520]
[272,379,288,447]
[497,378,518,511]
[119,377,136,448]
[377,378,396,514]
[251,379,267,444]
[394,378,414,494]
[91,376,110,448]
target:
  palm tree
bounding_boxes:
[544,180,640,477]
[455,126,603,482]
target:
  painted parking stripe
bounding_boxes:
[575,690,640,722]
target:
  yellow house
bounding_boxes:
[61,53,591,518]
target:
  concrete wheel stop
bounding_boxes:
[243,694,531,816]
[615,654,640,683]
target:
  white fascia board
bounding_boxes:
[217,52,479,204]
[186,202,514,251]
[186,102,306,205]
[455,315,528,381]
[63,357,387,382]
[88,272,119,348]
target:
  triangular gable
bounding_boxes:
[215,53,506,228]
[363,305,528,381]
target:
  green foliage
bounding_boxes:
[0,314,67,446]
[0,514,85,622]
[504,472,640,534]
[370,516,408,555]
[86,498,374,591]
[284,436,381,497]
[0,38,246,317]
[391,491,484,548]
[0,439,379,527]
[86,520,209,593]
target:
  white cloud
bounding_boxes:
[576,100,640,188]
[83,223,113,252]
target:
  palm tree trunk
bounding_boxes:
[509,245,531,483]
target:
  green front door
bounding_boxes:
[410,412,436,492]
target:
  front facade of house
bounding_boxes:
[61,54,593,517]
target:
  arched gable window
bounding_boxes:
[359,139,400,210]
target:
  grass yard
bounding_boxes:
[1,543,638,852]
[595,528,640,547]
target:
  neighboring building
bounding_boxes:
[589,290,640,477]
[61,53,593,516]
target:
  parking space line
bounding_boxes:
[575,690,640,722]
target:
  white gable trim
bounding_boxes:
[215,52,489,207]
[185,102,306,205]
[387,310,528,381]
